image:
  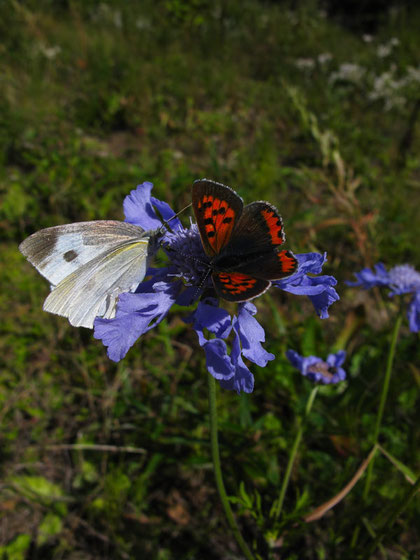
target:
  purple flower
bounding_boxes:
[185,300,274,393]
[408,291,420,332]
[286,349,347,384]
[347,263,420,332]
[275,252,339,319]
[94,181,340,393]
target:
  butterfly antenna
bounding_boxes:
[162,202,192,230]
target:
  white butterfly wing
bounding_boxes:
[19,221,148,286]
[43,238,151,328]
[19,221,162,329]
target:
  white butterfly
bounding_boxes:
[19,220,164,329]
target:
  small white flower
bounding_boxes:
[407,66,420,83]
[113,11,122,29]
[295,58,315,70]
[40,45,61,60]
[329,63,365,85]
[135,17,151,30]
[318,53,333,65]
[377,44,392,58]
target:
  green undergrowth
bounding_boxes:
[1,1,419,559]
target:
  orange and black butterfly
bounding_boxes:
[192,179,298,302]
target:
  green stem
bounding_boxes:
[207,373,255,560]
[272,386,319,520]
[363,313,403,499]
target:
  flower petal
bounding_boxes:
[151,196,183,232]
[327,350,346,367]
[273,252,339,318]
[94,280,181,362]
[219,332,254,393]
[346,262,390,289]
[407,291,420,333]
[123,182,165,230]
[203,339,235,381]
[307,280,340,319]
[234,303,274,366]
[185,299,232,341]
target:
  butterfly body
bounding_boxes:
[19,220,163,328]
[192,179,297,301]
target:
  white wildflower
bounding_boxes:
[39,45,61,60]
[377,43,392,58]
[318,53,333,65]
[329,63,366,85]
[135,17,151,30]
[295,58,315,70]
[407,66,420,83]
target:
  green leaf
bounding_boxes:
[0,534,31,560]
[37,513,63,546]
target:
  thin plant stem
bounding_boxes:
[272,386,319,520]
[207,372,255,560]
[363,313,403,499]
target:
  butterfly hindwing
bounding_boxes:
[212,272,270,302]
[240,249,298,280]
[192,179,243,257]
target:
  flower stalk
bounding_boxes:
[271,386,319,520]
[363,312,403,499]
[207,372,255,560]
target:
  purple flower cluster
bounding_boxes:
[94,182,340,393]
[286,349,347,384]
[348,263,420,332]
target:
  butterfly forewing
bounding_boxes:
[43,238,151,328]
[215,202,285,259]
[192,179,243,257]
[19,221,149,286]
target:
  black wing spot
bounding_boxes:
[204,218,213,225]
[222,217,233,224]
[64,250,77,262]
[207,231,215,238]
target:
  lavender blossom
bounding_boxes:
[286,349,347,384]
[348,263,420,332]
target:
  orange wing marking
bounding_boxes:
[218,272,257,296]
[261,209,284,246]
[202,196,236,253]
[277,250,297,273]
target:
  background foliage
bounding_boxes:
[0,1,419,558]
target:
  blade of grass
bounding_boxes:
[377,445,416,484]
[303,445,378,523]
